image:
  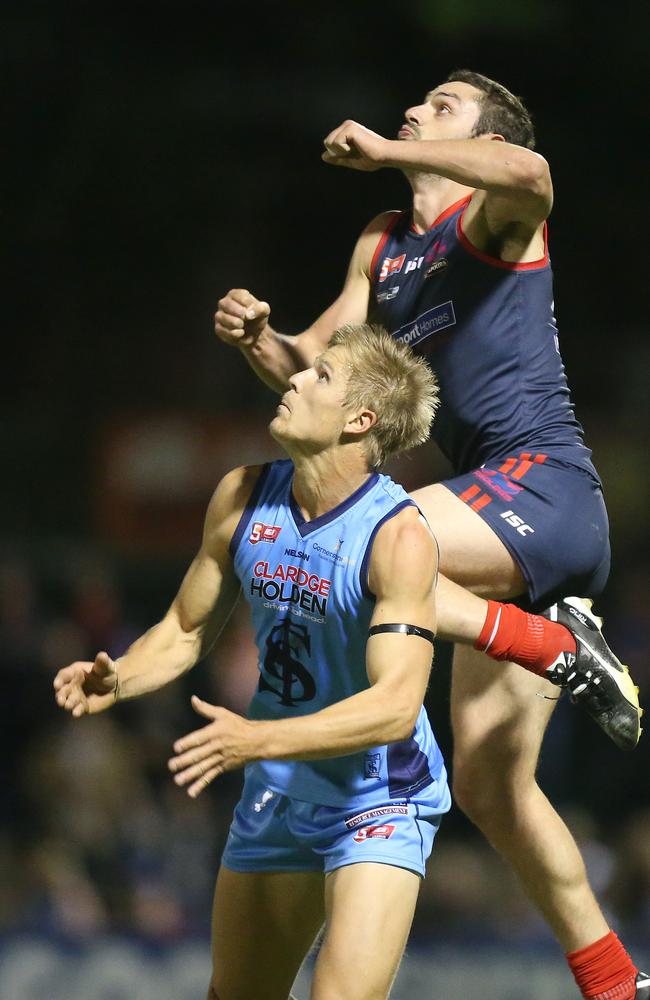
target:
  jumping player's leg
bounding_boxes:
[411,484,609,947]
[412,483,641,749]
[411,482,641,997]
[414,481,529,601]
[208,865,324,1000]
[310,862,420,1000]
[450,643,609,948]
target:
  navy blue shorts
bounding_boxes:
[443,452,611,610]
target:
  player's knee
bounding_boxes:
[452,754,514,824]
[452,761,492,824]
[452,749,537,831]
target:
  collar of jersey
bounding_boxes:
[289,472,380,537]
[409,193,472,235]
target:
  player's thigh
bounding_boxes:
[311,862,420,1000]
[410,482,526,598]
[451,644,557,787]
[210,864,324,1000]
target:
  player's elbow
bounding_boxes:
[382,693,420,742]
[391,716,419,742]
[512,150,552,199]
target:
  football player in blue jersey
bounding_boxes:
[213,71,646,1000]
[54,325,448,1000]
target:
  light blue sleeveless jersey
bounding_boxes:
[229,459,448,809]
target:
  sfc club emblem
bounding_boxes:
[259,618,317,707]
[249,521,282,544]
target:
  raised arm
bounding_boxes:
[323,121,552,233]
[213,212,392,393]
[168,505,438,795]
[53,466,261,716]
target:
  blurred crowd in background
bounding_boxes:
[3,0,650,982]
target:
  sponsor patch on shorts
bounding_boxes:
[353,824,396,842]
[394,301,456,348]
[472,468,523,501]
[344,805,409,830]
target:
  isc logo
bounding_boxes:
[500,510,534,536]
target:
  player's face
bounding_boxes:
[398,81,482,142]
[269,347,352,453]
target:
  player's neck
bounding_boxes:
[290,450,373,522]
[407,173,474,233]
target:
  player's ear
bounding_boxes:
[343,408,377,437]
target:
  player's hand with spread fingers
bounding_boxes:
[214,288,271,348]
[322,120,388,171]
[168,695,260,798]
[53,651,119,717]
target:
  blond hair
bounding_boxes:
[329,323,439,468]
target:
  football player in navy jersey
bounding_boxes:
[214,72,647,1000]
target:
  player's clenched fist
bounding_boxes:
[214,288,271,347]
[53,651,119,717]
[322,120,387,171]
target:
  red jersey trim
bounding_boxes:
[457,202,549,271]
[409,194,473,234]
[370,213,403,284]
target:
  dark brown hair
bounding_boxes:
[445,69,536,149]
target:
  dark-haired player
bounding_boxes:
[214,72,647,999]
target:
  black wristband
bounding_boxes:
[368,623,435,645]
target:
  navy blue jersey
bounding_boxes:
[369,196,598,479]
[229,459,447,809]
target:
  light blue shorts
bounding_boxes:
[221,764,450,878]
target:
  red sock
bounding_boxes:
[475,600,576,675]
[567,931,638,999]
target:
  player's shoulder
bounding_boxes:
[366,209,403,230]
[354,210,404,274]
[212,464,266,509]
[203,464,268,548]
[360,209,403,242]
[373,503,433,553]
[367,504,437,595]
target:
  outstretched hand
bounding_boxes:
[53,651,118,717]
[322,120,388,171]
[168,696,259,798]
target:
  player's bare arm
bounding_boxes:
[213,214,391,393]
[324,120,550,204]
[323,119,552,259]
[52,466,261,717]
[168,506,437,795]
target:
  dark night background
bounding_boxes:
[1,3,649,998]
